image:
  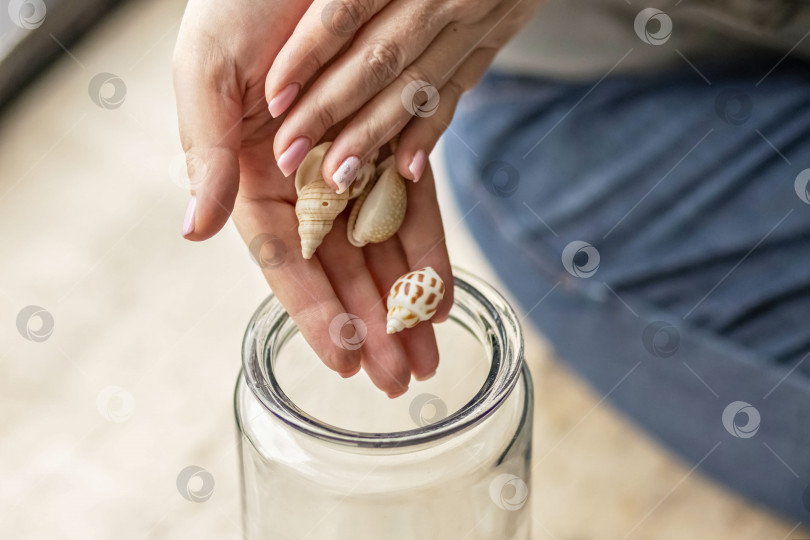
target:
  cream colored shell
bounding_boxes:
[293,142,399,258]
[294,142,329,195]
[386,267,445,334]
[346,157,407,247]
[295,182,348,259]
[294,142,349,259]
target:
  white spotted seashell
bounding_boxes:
[347,157,407,247]
[386,267,445,334]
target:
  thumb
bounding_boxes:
[173,42,241,241]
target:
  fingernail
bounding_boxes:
[183,196,196,236]
[268,83,300,118]
[414,369,436,382]
[339,364,362,378]
[277,137,311,177]
[333,156,361,194]
[408,150,427,182]
[387,386,409,399]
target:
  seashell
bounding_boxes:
[374,155,395,176]
[295,142,330,195]
[294,142,349,259]
[386,267,445,334]
[346,157,407,247]
[296,181,348,259]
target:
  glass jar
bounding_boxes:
[235,268,533,539]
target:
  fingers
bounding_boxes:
[316,25,482,191]
[363,238,440,381]
[232,199,362,376]
[317,214,412,397]
[396,163,454,322]
[173,40,242,241]
[396,48,496,179]
[265,0,393,118]
[271,0,449,174]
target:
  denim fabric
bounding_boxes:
[445,58,810,521]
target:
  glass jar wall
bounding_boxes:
[235,269,533,539]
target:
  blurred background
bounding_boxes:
[0,0,807,538]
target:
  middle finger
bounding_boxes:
[317,213,412,397]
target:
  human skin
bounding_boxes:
[173,0,453,397]
[172,0,538,396]
[264,0,541,191]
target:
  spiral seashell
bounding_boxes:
[295,142,349,259]
[386,267,445,334]
[295,181,348,259]
[295,142,330,195]
[346,157,407,247]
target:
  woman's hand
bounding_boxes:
[173,0,453,397]
[264,0,540,192]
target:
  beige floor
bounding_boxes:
[0,0,806,538]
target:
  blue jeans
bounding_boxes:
[445,58,810,521]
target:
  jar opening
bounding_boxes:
[240,268,524,448]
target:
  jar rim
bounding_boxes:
[240,267,524,449]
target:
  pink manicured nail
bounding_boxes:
[387,386,409,399]
[408,150,427,182]
[339,364,362,378]
[333,156,361,194]
[414,369,436,382]
[183,196,196,236]
[268,83,300,118]
[277,137,311,177]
